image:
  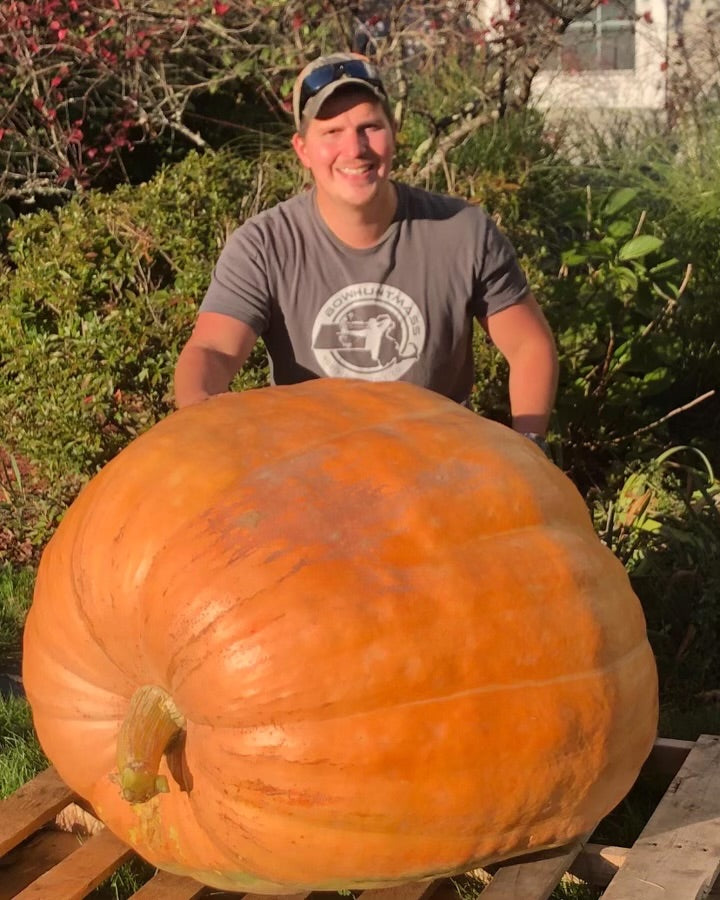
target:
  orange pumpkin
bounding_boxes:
[23,380,658,893]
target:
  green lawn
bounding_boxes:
[0,563,45,799]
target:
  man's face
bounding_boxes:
[292,88,395,211]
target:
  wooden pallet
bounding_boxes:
[2,735,720,899]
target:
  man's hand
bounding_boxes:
[522,432,551,457]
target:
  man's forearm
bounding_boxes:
[173,344,239,409]
[508,346,559,437]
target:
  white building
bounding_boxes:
[477,0,716,115]
[531,0,669,111]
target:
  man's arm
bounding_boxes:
[480,293,559,437]
[173,312,258,409]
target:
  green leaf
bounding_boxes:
[649,257,681,275]
[603,187,639,217]
[561,248,589,266]
[618,235,664,261]
[613,265,639,292]
[607,219,634,239]
[643,366,669,381]
[582,240,614,261]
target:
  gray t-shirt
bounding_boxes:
[200,182,529,402]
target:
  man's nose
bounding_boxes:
[342,128,369,156]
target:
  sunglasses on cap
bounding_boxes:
[298,59,387,120]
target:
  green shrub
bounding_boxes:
[0,148,302,550]
[594,446,720,701]
[546,113,720,447]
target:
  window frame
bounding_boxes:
[548,0,637,73]
[477,0,668,111]
[531,0,668,110]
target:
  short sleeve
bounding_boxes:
[471,217,529,319]
[199,222,272,335]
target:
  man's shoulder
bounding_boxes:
[398,184,490,243]
[242,190,313,233]
[221,191,313,262]
[396,182,490,225]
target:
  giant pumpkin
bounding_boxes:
[23,379,658,892]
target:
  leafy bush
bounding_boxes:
[0,147,303,552]
[544,186,688,472]
[594,446,720,704]
[565,114,720,394]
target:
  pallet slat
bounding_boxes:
[0,829,82,900]
[602,733,720,899]
[479,839,586,900]
[359,880,445,900]
[241,893,313,900]
[129,869,206,899]
[14,828,134,900]
[568,843,627,886]
[0,768,76,858]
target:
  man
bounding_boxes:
[174,53,558,450]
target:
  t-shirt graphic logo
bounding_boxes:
[312,282,426,380]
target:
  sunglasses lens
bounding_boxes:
[299,60,386,118]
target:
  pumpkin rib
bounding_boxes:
[199,637,653,731]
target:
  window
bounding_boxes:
[545,1,636,72]
[528,0,666,110]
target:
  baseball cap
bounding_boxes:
[292,53,391,131]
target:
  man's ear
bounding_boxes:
[291,132,310,168]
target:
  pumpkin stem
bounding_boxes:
[116,685,186,804]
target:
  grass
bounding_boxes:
[454,870,602,899]
[0,692,47,799]
[0,562,34,657]
[0,563,41,799]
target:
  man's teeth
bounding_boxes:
[339,165,372,174]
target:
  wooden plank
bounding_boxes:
[569,843,628,886]
[478,839,586,900]
[0,829,81,900]
[359,879,445,900]
[602,734,720,900]
[130,868,207,899]
[241,892,313,900]
[14,827,134,900]
[426,880,464,900]
[0,768,76,857]
[213,892,313,900]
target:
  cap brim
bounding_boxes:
[296,78,389,130]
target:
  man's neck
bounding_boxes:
[315,182,398,249]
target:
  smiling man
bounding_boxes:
[174,53,558,451]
